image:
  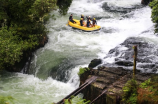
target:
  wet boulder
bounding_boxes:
[102,2,143,14]
[103,37,158,72]
[141,0,153,5]
[115,60,133,66]
[88,59,102,68]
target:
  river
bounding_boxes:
[0,0,156,104]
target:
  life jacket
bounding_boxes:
[87,20,91,27]
[81,15,84,20]
[93,20,96,24]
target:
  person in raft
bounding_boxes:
[86,16,92,27]
[80,18,84,26]
[81,14,84,20]
[69,14,76,23]
[92,18,97,27]
[87,19,91,27]
[86,16,91,21]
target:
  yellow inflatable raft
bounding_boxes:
[68,19,101,32]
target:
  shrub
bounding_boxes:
[149,0,158,33]
[137,75,158,104]
[122,79,138,104]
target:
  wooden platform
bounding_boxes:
[82,67,152,104]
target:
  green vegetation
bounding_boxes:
[0,96,14,104]
[122,78,138,104]
[139,78,151,88]
[137,75,158,104]
[122,76,158,104]
[64,96,90,104]
[57,0,73,15]
[78,67,90,76]
[0,0,72,70]
[149,0,158,33]
[52,96,90,104]
[0,27,24,70]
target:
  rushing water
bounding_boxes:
[0,0,156,104]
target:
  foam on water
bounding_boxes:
[97,7,153,59]
[0,73,75,104]
[107,0,141,7]
[67,64,88,88]
[68,0,105,16]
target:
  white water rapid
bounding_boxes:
[0,0,157,104]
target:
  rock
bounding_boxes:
[102,2,143,14]
[115,60,133,66]
[141,0,153,5]
[103,37,158,71]
[88,59,102,68]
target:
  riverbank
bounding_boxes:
[6,35,48,73]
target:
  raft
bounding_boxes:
[68,19,101,32]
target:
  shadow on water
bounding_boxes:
[50,56,96,82]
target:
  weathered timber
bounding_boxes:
[56,76,98,104]
[89,89,107,104]
[133,45,137,78]
[80,67,153,104]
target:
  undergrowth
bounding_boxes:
[122,78,138,104]
[138,75,158,104]
[122,75,158,104]
[52,96,90,104]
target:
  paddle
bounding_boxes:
[66,21,69,26]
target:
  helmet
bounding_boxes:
[93,18,96,20]
[81,14,84,16]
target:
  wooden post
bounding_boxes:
[133,45,137,78]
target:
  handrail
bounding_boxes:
[56,76,98,104]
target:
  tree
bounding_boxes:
[57,0,72,15]
[0,27,26,70]
[149,0,158,33]
[0,0,72,70]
